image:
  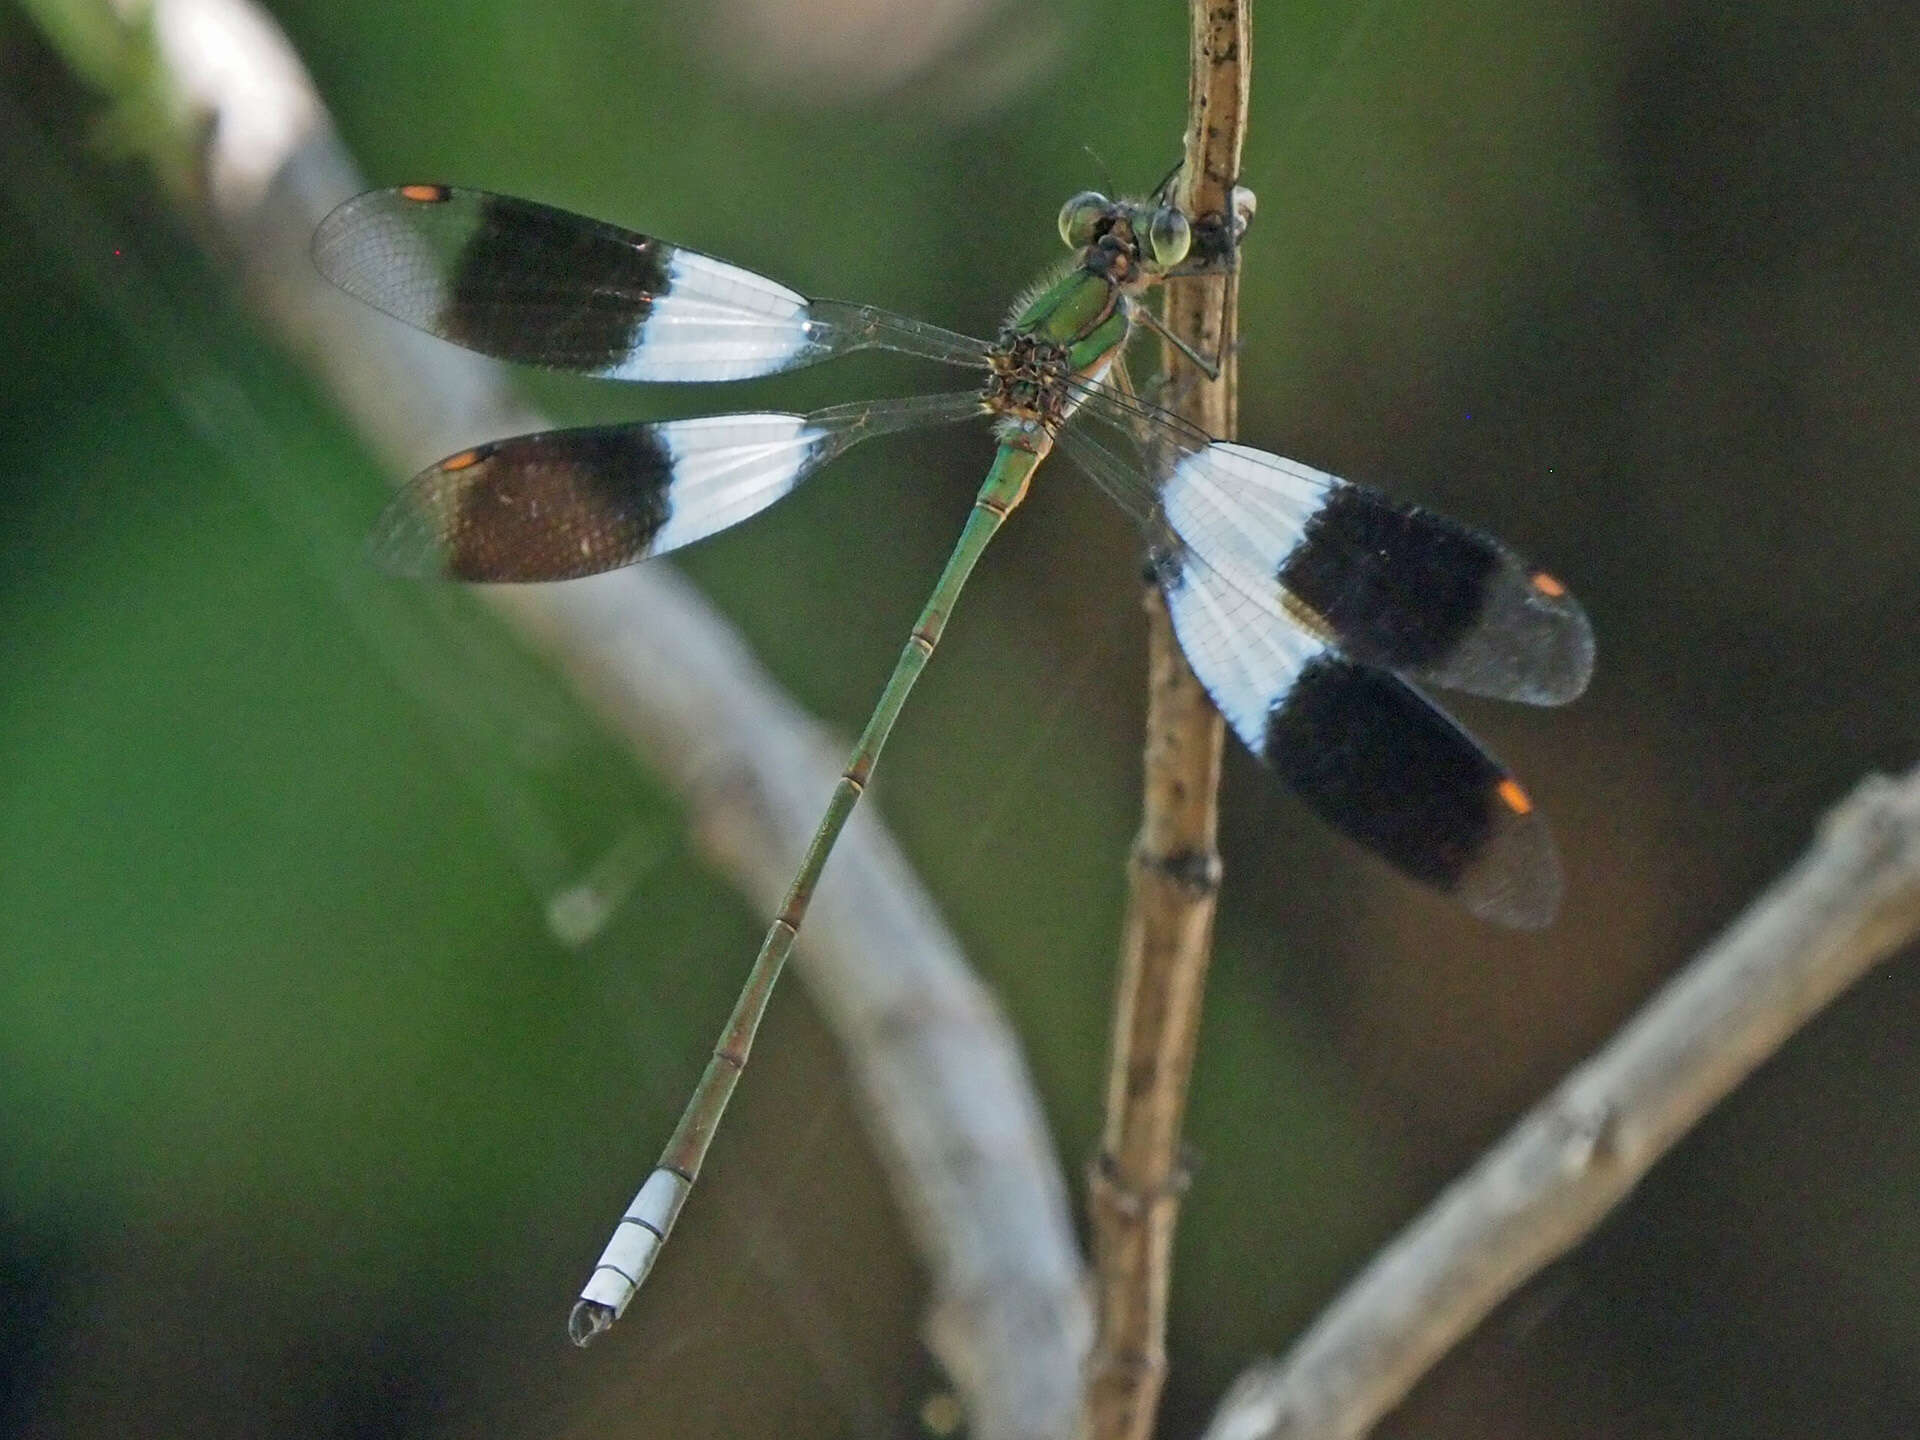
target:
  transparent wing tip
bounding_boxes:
[1455,802,1564,930]
[364,490,456,579]
[1435,571,1597,708]
[1518,582,1596,707]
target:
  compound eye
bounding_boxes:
[1057,190,1109,249]
[1146,206,1192,267]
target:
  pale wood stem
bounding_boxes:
[1205,764,1920,1440]
[1084,5,1251,1438]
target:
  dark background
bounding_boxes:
[3,0,1917,1435]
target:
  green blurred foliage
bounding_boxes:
[4,1,1918,1437]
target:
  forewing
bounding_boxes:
[1161,442,1593,706]
[316,186,833,382]
[1070,387,1592,706]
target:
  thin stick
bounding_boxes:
[1204,763,1920,1440]
[1084,5,1250,1439]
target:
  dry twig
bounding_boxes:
[1085,4,1250,1438]
[1205,763,1920,1440]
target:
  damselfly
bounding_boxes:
[314,180,1592,1340]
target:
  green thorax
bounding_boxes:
[1006,263,1133,374]
[984,264,1135,446]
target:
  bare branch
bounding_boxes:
[1206,763,1920,1440]
[1084,5,1250,1439]
[45,1,1092,1434]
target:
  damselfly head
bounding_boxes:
[1057,191,1193,283]
[1143,205,1191,267]
[1057,190,1110,249]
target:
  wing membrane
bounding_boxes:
[1073,385,1593,706]
[315,187,991,382]
[372,393,983,582]
[1063,421,1563,928]
[1150,535,1561,928]
[1258,649,1563,928]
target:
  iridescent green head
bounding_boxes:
[1056,190,1192,283]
